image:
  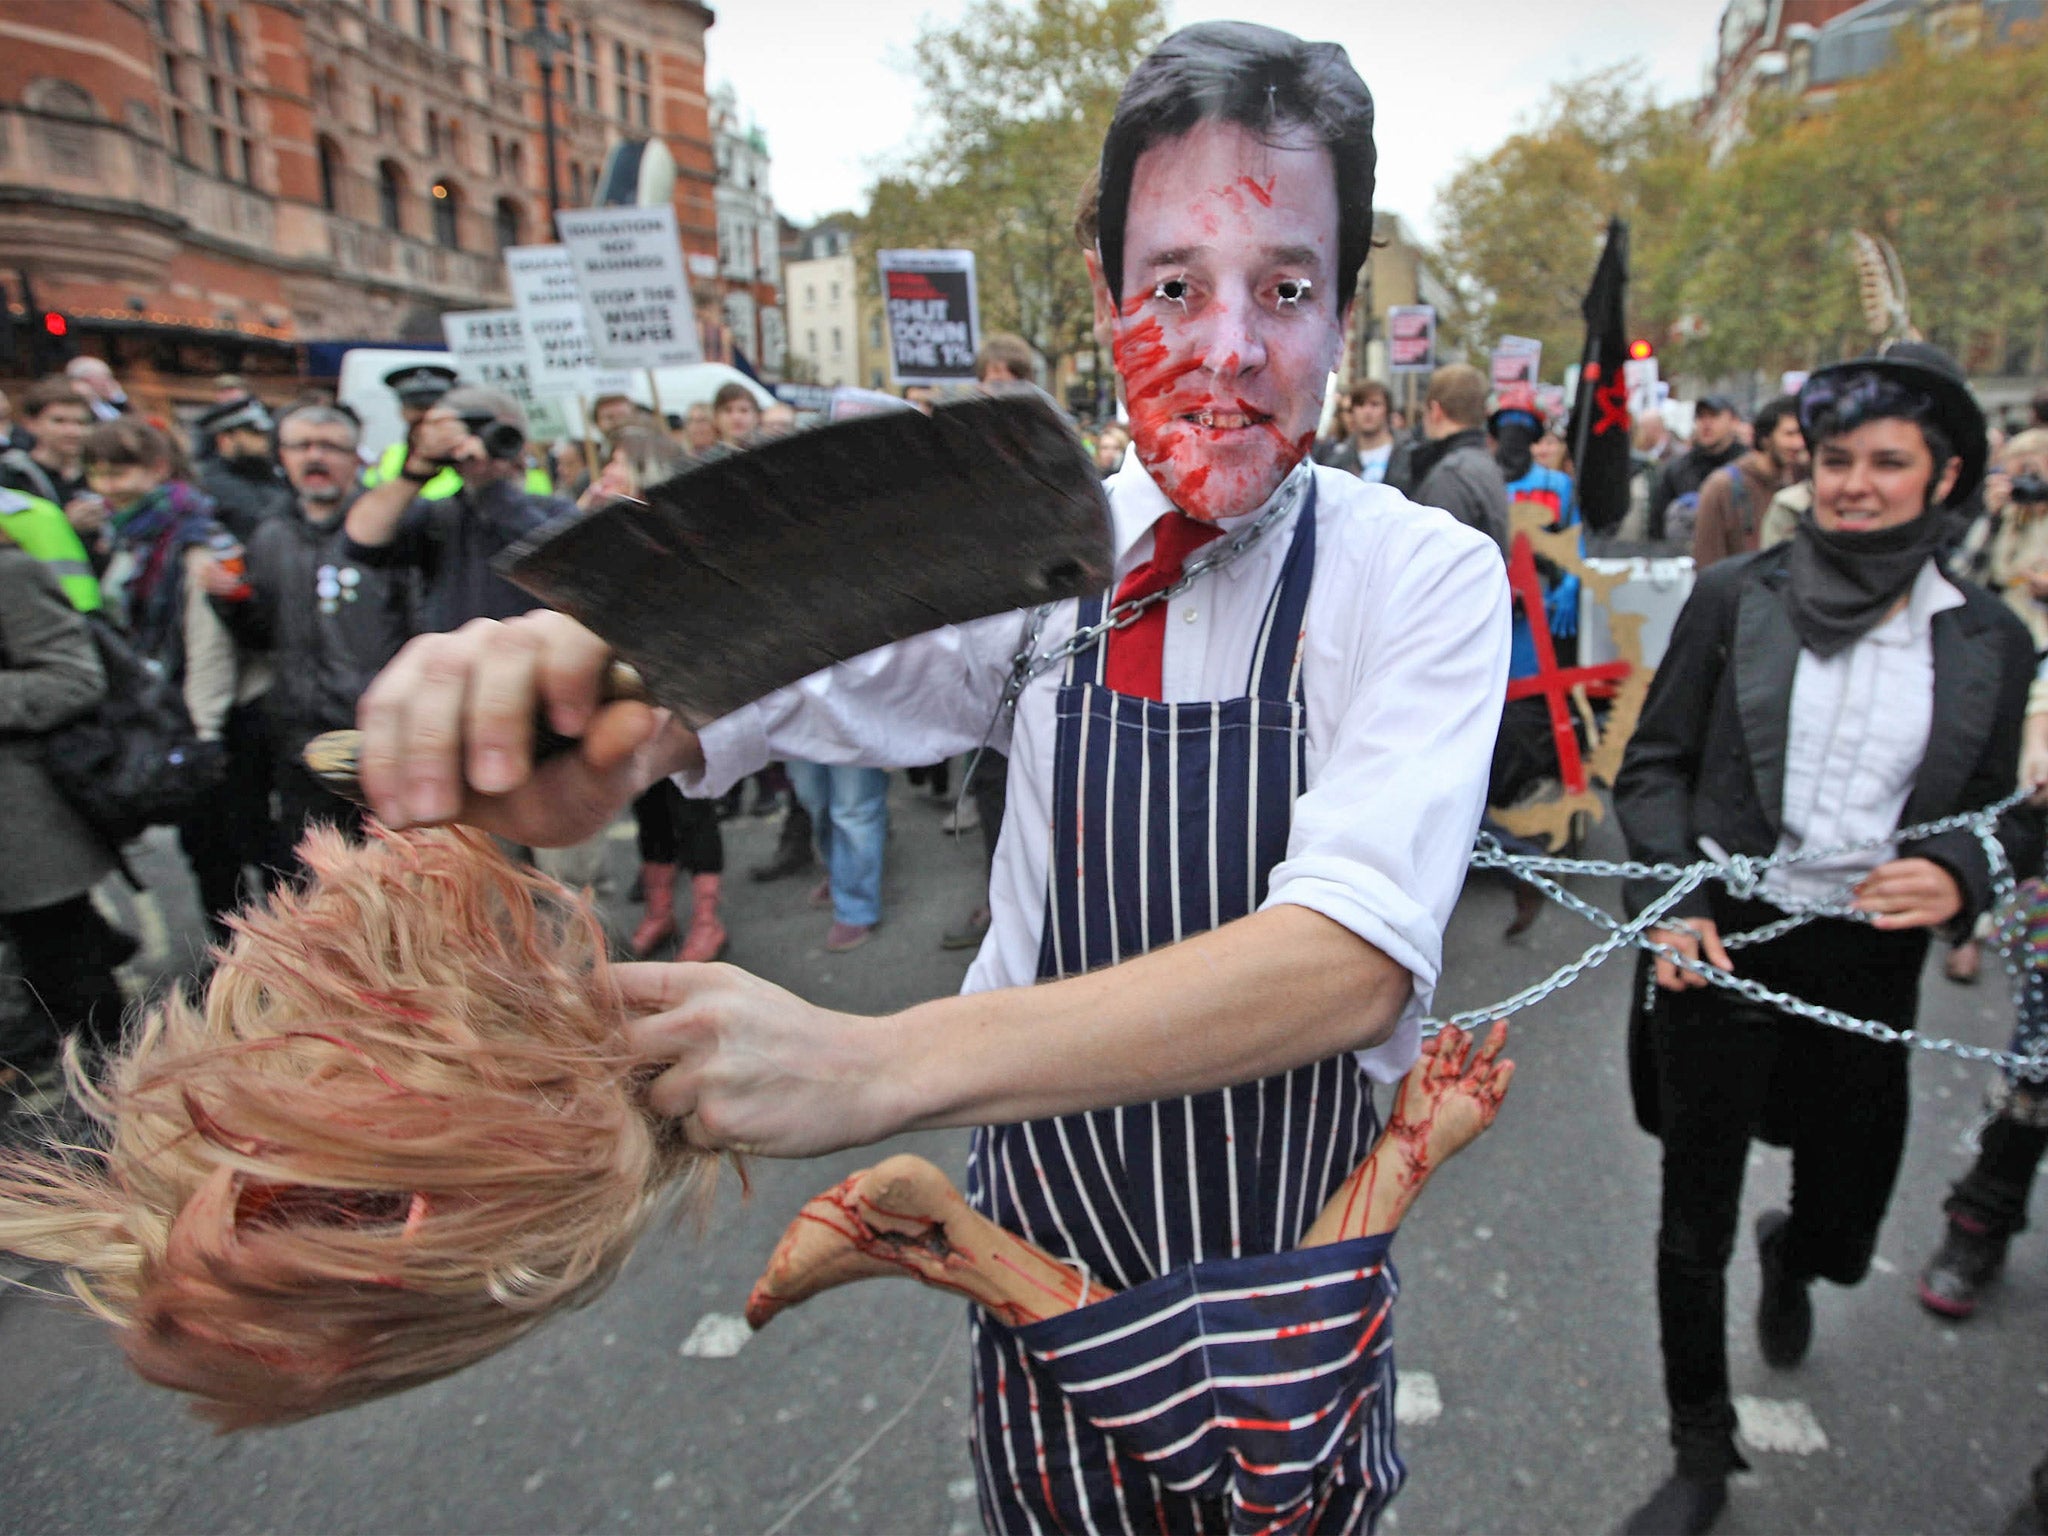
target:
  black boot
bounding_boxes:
[1755,1209,1813,1369]
[749,803,816,882]
[1918,1214,2007,1320]
[1622,1472,1727,1536]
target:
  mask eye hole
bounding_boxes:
[1153,275,1190,308]
[1273,278,1313,311]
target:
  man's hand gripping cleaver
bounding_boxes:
[304,392,1115,802]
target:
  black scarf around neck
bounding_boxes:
[1784,506,1947,658]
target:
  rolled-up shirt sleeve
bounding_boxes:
[678,609,1029,798]
[1261,522,1510,1081]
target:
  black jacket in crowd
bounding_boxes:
[231,493,414,758]
[198,455,295,543]
[1646,439,1744,542]
[342,475,568,636]
[1613,543,2042,934]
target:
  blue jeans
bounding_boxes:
[786,762,890,927]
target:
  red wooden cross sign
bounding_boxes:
[1500,528,1631,795]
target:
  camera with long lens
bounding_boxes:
[2010,472,2048,505]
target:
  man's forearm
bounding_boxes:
[884,904,1411,1131]
[343,473,421,548]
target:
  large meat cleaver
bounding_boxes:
[305,391,1114,802]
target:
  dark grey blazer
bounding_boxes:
[1613,543,2042,931]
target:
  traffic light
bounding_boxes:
[41,311,67,338]
[1627,337,1654,361]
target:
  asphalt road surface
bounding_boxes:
[1,780,2041,1534]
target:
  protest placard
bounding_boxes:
[503,244,633,401]
[440,309,568,441]
[878,249,980,385]
[554,204,702,371]
[1491,336,1542,392]
[1387,305,1436,373]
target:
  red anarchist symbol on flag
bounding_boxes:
[1501,530,1629,795]
[1593,369,1630,438]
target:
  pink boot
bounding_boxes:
[679,873,728,962]
[630,863,678,958]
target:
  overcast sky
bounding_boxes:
[704,0,1730,237]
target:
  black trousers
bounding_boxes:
[272,747,366,867]
[967,748,1008,868]
[176,702,279,942]
[0,895,128,1064]
[1651,904,1928,1473]
[632,779,724,874]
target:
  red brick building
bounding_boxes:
[0,0,720,405]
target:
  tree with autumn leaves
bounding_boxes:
[858,0,1168,379]
[1434,31,2048,382]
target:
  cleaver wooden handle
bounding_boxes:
[303,659,651,806]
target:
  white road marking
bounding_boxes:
[1734,1395,1829,1455]
[1395,1370,1443,1426]
[678,1312,753,1358]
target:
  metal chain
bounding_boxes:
[996,464,1314,718]
[1435,789,2048,1077]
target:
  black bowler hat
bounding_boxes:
[1797,340,1987,507]
[196,395,273,436]
[382,362,458,406]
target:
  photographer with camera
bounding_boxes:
[342,387,572,637]
[1964,429,2048,651]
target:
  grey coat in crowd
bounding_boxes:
[1408,426,1510,553]
[0,545,115,913]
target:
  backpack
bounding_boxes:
[40,612,225,850]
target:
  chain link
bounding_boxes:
[1435,789,2048,1077]
[996,465,1314,718]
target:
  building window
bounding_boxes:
[635,50,649,84]
[494,196,521,251]
[569,161,583,204]
[380,0,395,23]
[806,329,817,357]
[437,5,453,49]
[501,33,515,73]
[562,63,575,102]
[237,136,252,184]
[432,180,460,248]
[162,52,181,95]
[171,107,190,162]
[583,69,595,110]
[636,92,649,128]
[317,134,343,211]
[583,32,595,65]
[614,40,626,75]
[415,0,431,36]
[222,17,242,76]
[211,123,230,176]
[378,158,405,231]
[831,326,842,355]
[207,75,223,114]
[616,82,628,121]
[197,2,215,58]
[156,0,176,39]
[426,110,441,156]
[232,88,247,127]
[829,281,840,304]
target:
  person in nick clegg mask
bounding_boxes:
[1612,343,2042,1536]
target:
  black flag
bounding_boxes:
[1568,218,1632,535]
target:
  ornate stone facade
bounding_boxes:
[0,0,717,394]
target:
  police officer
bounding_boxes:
[194,395,292,542]
[0,483,100,615]
[363,363,463,499]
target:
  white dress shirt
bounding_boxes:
[682,455,1511,1083]
[1762,558,1963,909]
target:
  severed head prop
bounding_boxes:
[0,827,711,1430]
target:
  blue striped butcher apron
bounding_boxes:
[965,489,1405,1534]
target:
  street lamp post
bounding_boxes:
[521,0,569,221]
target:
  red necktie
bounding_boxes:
[1103,511,1222,699]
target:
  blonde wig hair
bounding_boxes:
[0,826,707,1429]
